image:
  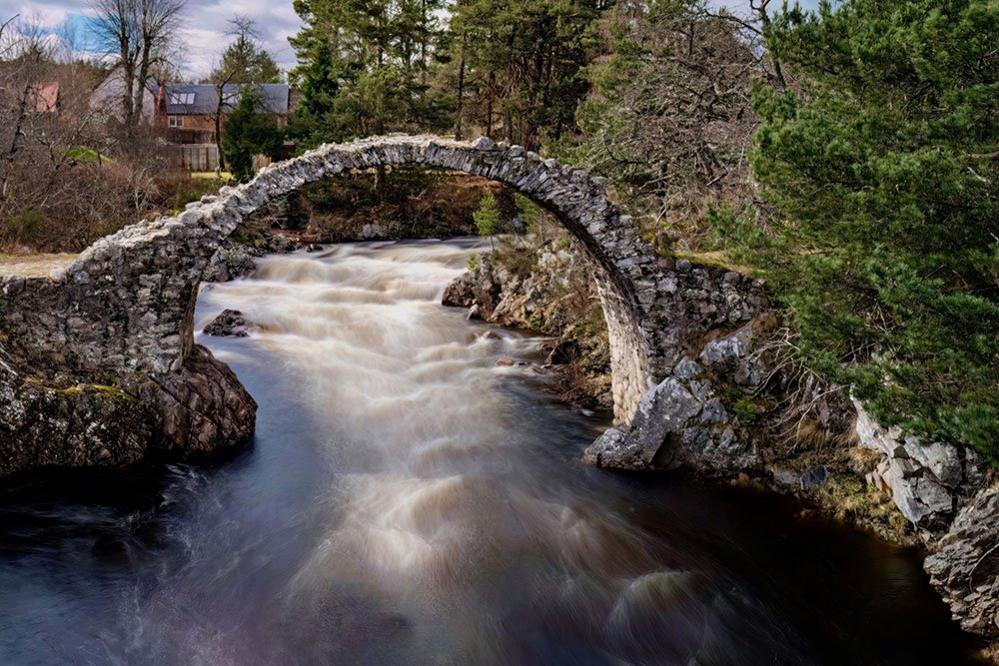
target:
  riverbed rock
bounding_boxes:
[924,485,999,641]
[204,309,253,338]
[441,272,476,308]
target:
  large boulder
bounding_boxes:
[0,345,255,478]
[583,361,759,476]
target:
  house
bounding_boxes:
[30,81,60,113]
[90,66,160,124]
[158,83,291,145]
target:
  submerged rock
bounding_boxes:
[204,309,253,338]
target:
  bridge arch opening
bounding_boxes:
[64,136,662,423]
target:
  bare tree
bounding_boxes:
[208,65,239,173]
[0,15,167,251]
[0,17,50,221]
[90,0,185,133]
[574,0,781,249]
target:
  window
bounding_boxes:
[168,115,182,128]
[168,92,195,105]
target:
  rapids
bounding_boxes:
[0,238,979,664]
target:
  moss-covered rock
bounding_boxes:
[0,345,255,478]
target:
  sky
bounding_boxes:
[0,0,823,80]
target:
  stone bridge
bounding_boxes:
[0,135,764,475]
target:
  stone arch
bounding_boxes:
[53,136,661,421]
[1,136,764,434]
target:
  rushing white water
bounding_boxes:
[0,238,974,665]
[196,240,679,661]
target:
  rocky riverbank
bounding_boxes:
[443,236,998,652]
[0,344,255,478]
[442,237,613,411]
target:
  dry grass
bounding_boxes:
[0,253,77,278]
[673,249,757,276]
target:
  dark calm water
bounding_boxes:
[0,239,981,664]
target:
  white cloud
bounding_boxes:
[0,0,303,78]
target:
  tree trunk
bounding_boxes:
[214,95,227,174]
[133,40,154,128]
[454,36,467,140]
[486,71,496,138]
[0,78,32,222]
[121,61,137,136]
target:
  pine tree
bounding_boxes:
[209,18,283,85]
[447,0,602,149]
[474,192,501,247]
[743,0,999,463]
[288,0,447,147]
[222,87,285,182]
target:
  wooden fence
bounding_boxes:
[167,144,272,173]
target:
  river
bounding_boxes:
[0,238,979,664]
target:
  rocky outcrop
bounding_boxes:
[442,241,616,408]
[925,485,999,641]
[853,403,995,648]
[0,345,255,477]
[582,365,757,475]
[445,239,767,412]
[578,304,997,645]
[441,272,476,308]
[582,314,771,479]
[854,401,983,531]
[150,345,256,458]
